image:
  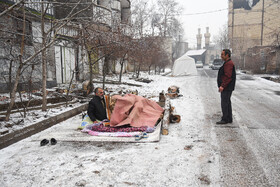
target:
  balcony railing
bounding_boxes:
[56,26,78,38]
[13,0,54,15]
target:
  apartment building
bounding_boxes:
[0,0,131,92]
[0,0,57,92]
[228,0,280,72]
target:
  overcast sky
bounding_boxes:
[176,0,228,48]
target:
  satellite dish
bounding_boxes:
[247,0,253,8]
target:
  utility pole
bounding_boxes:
[231,0,235,53]
[261,0,265,46]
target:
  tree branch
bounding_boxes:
[0,0,24,17]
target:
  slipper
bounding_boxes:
[135,134,143,141]
[40,139,49,146]
[142,132,148,138]
[50,138,57,145]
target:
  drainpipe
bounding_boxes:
[261,0,265,46]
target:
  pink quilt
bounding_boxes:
[110,94,163,127]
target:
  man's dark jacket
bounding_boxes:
[87,95,107,122]
[217,59,236,91]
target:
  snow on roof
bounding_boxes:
[185,49,206,56]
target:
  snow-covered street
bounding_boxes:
[1,69,280,186]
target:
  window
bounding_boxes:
[14,17,33,46]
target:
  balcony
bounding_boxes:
[93,6,112,27]
[56,26,78,38]
[14,0,54,15]
[112,1,121,11]
[120,0,130,9]
[121,7,131,24]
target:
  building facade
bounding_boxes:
[228,0,280,71]
[0,0,56,93]
[0,0,131,92]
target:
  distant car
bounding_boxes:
[208,62,213,69]
[196,61,203,68]
[211,59,223,70]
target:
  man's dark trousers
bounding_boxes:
[221,90,232,122]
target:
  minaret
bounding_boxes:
[196,28,202,49]
[204,27,211,49]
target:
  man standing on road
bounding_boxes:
[87,87,108,123]
[216,49,236,124]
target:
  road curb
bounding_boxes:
[0,103,88,149]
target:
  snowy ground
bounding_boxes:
[0,73,153,136]
[0,70,279,186]
[0,72,216,186]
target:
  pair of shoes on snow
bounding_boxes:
[135,132,148,141]
[40,138,57,146]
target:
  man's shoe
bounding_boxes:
[40,139,49,146]
[50,138,57,145]
[216,120,228,124]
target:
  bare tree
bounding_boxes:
[79,23,123,92]
[16,62,39,118]
[131,0,149,38]
[41,1,47,111]
[0,0,24,17]
[5,1,27,121]
[4,1,93,121]
[213,24,230,51]
[111,27,134,83]
[156,0,182,37]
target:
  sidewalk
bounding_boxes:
[0,73,216,186]
[0,103,88,149]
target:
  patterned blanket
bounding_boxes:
[92,124,148,132]
[79,106,157,137]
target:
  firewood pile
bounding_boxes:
[158,86,182,135]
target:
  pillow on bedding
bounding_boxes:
[78,114,94,130]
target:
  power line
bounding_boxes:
[144,8,228,16]
[178,8,228,16]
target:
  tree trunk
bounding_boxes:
[65,69,75,107]
[88,50,94,95]
[5,2,25,121]
[148,65,152,75]
[164,15,167,37]
[119,61,124,83]
[119,52,127,83]
[136,64,141,78]
[41,1,47,111]
[8,59,13,98]
[102,56,109,89]
[5,62,24,121]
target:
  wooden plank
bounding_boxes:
[92,81,142,87]
[161,97,170,135]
